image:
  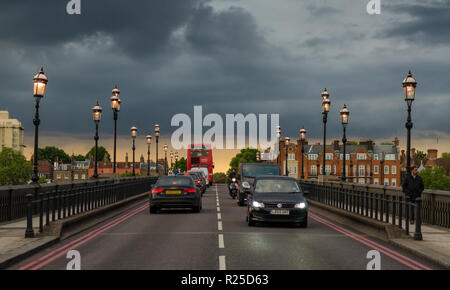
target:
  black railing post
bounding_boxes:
[405,195,410,235]
[7,188,12,221]
[39,192,44,233]
[25,193,35,238]
[45,191,50,226]
[414,198,423,241]
[398,196,403,229]
[392,195,397,225]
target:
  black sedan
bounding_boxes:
[150,175,202,213]
[183,172,207,194]
[246,176,308,227]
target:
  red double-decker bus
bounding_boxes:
[187,144,213,185]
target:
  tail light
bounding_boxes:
[184,188,196,194]
[152,188,164,194]
[196,180,201,184]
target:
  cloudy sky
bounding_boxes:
[1,0,449,171]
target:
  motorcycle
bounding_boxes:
[228,177,239,199]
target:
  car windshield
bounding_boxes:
[184,173,200,180]
[254,179,301,193]
[157,177,193,186]
[242,165,280,178]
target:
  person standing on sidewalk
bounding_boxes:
[402,165,424,224]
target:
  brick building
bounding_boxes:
[275,137,402,187]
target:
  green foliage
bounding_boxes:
[229,148,259,173]
[380,142,393,146]
[38,146,70,163]
[441,152,450,159]
[85,146,110,162]
[74,154,86,161]
[347,141,358,145]
[38,176,48,184]
[174,157,187,172]
[213,172,227,184]
[120,172,141,177]
[415,150,427,159]
[0,147,32,185]
[419,167,450,191]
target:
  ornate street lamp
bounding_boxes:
[31,68,48,184]
[131,126,138,176]
[340,104,350,181]
[175,151,179,169]
[92,102,102,178]
[300,126,306,179]
[403,71,417,175]
[110,85,121,174]
[321,88,331,175]
[164,144,168,175]
[26,67,48,238]
[277,125,281,166]
[285,136,290,176]
[146,134,152,176]
[155,123,160,175]
[256,151,260,162]
[170,151,174,170]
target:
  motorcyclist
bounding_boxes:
[228,168,240,194]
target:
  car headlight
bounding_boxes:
[232,178,236,182]
[242,181,251,189]
[295,202,306,209]
[252,201,264,208]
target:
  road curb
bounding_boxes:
[308,199,450,269]
[0,192,149,269]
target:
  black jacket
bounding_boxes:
[402,174,424,199]
[228,171,240,181]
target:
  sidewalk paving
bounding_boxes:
[0,218,59,269]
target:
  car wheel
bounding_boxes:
[193,204,201,213]
[149,206,158,214]
[248,216,256,226]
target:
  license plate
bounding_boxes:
[270,209,289,215]
[165,190,182,194]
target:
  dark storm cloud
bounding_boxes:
[381,1,450,44]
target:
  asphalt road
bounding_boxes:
[10,184,442,270]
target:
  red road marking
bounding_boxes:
[19,203,149,270]
[309,213,431,270]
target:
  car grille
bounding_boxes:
[264,202,296,209]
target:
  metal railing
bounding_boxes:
[300,180,450,240]
[0,176,158,238]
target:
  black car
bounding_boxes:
[150,175,202,213]
[246,176,308,227]
[237,163,281,206]
[184,171,207,194]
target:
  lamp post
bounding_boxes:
[300,126,306,179]
[340,104,350,181]
[276,125,281,166]
[146,134,152,176]
[256,151,260,162]
[170,151,174,170]
[164,144,168,175]
[110,85,121,174]
[175,151,179,171]
[155,123,160,175]
[31,68,48,183]
[92,102,102,179]
[285,136,290,176]
[131,126,138,176]
[321,88,331,175]
[403,71,417,175]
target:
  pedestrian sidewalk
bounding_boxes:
[0,217,59,269]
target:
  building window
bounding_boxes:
[391,179,397,187]
[64,174,69,180]
[334,165,337,175]
[384,166,389,175]
[373,154,379,160]
[357,153,367,160]
[308,154,318,160]
[374,178,379,185]
[289,166,297,174]
[311,165,317,176]
[385,154,396,161]
[359,165,365,177]
[325,165,331,175]
[367,165,371,176]
[56,174,61,179]
[374,165,379,174]
[391,166,397,174]
[353,166,356,177]
[288,153,296,161]
[74,174,78,180]
[384,178,389,186]
[82,174,86,180]
[359,178,365,184]
[326,153,333,160]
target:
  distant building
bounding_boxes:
[53,155,90,182]
[38,160,53,180]
[276,137,402,187]
[411,148,450,176]
[88,153,143,177]
[0,111,24,152]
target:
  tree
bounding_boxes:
[173,157,187,172]
[442,152,450,159]
[229,148,259,174]
[74,154,86,161]
[419,167,450,191]
[38,146,70,163]
[120,172,140,177]
[213,172,227,184]
[0,147,32,185]
[415,150,427,159]
[347,141,358,145]
[380,142,393,146]
[85,146,110,162]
